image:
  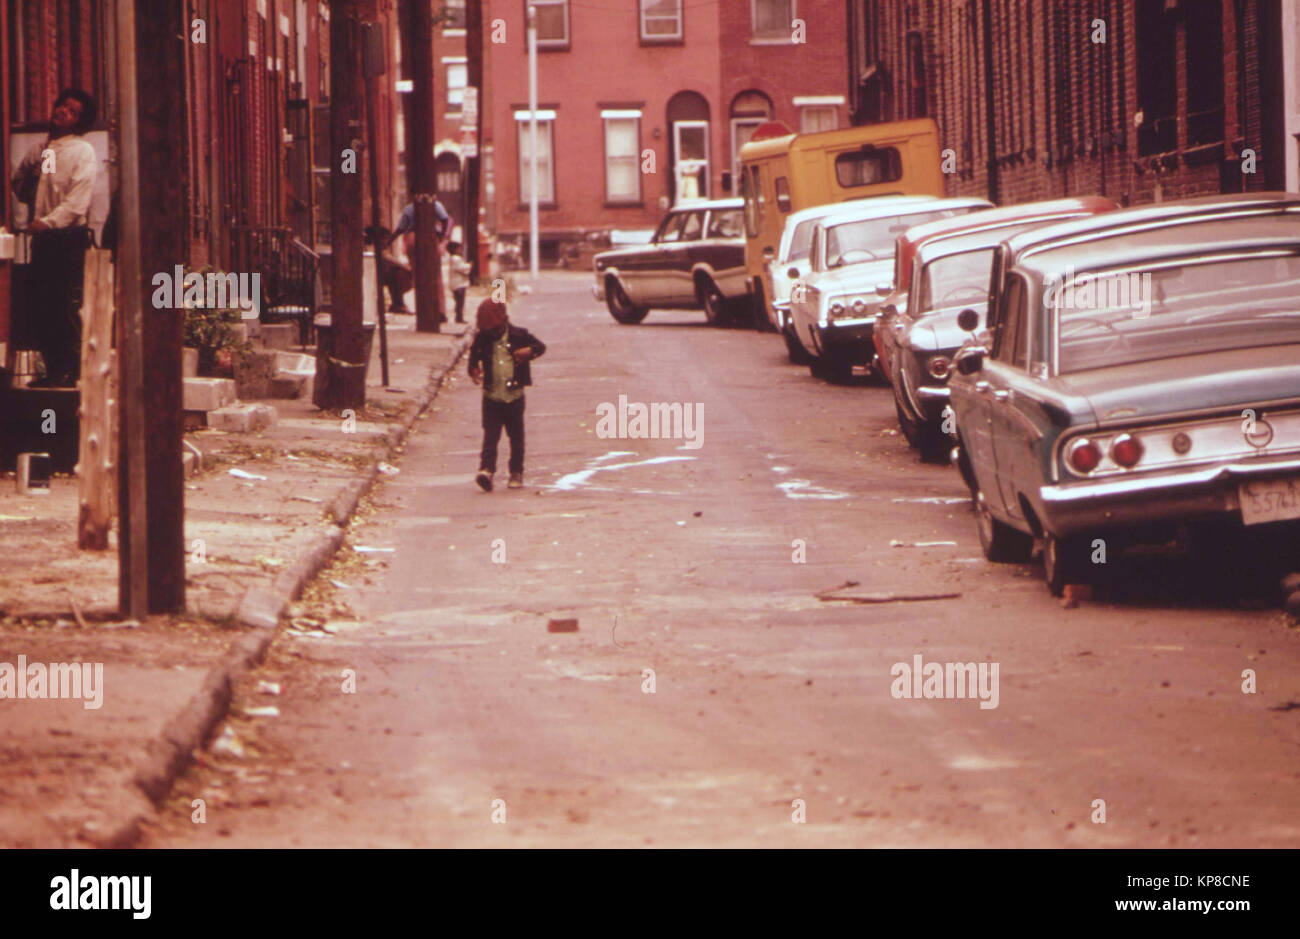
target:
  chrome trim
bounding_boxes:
[917,386,950,400]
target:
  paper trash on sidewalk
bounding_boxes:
[228,468,268,481]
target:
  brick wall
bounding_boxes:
[850,0,1276,206]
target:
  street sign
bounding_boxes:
[459,124,478,158]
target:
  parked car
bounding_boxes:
[946,192,1300,596]
[593,199,753,326]
[876,198,1119,458]
[765,196,937,364]
[788,197,991,384]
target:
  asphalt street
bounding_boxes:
[145,271,1300,848]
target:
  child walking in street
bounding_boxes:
[468,299,546,491]
[447,241,472,324]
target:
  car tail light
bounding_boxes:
[1066,438,1102,474]
[851,298,868,315]
[830,301,845,317]
[926,355,951,380]
[1110,433,1144,468]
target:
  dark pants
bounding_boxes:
[480,395,525,475]
[30,227,90,384]
[383,265,412,311]
[452,286,467,322]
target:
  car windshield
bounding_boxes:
[918,248,996,312]
[1055,251,1300,373]
[787,220,816,262]
[824,209,961,268]
[707,209,743,238]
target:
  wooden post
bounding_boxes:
[401,0,445,332]
[77,249,116,550]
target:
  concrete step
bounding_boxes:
[207,402,277,434]
[259,323,298,350]
[182,377,237,412]
[183,347,199,378]
[236,349,316,400]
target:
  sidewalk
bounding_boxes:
[0,307,474,847]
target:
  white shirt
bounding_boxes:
[17,134,98,228]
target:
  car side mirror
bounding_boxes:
[875,283,892,297]
[954,346,987,375]
[957,308,980,332]
[787,267,800,279]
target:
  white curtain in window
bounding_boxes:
[605,118,640,201]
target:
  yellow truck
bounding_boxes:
[739,118,944,329]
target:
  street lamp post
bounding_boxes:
[527,1,539,279]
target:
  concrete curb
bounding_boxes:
[109,331,471,847]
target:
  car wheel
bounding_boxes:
[750,283,775,332]
[784,326,812,364]
[700,279,726,326]
[1043,532,1090,597]
[894,391,923,449]
[975,495,1034,563]
[808,356,828,379]
[606,279,649,324]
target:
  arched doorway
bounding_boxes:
[666,91,711,204]
[729,90,774,191]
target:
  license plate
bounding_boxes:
[1239,477,1300,526]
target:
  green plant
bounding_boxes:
[183,266,252,375]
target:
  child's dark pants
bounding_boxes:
[453,287,467,322]
[480,396,525,475]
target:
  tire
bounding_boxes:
[750,284,776,332]
[975,495,1034,563]
[808,356,828,379]
[784,326,812,364]
[700,278,726,326]
[606,278,649,324]
[894,391,923,449]
[1043,532,1090,597]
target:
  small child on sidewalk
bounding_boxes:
[447,241,472,324]
[467,299,546,491]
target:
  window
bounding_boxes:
[1135,0,1177,154]
[905,31,927,118]
[530,0,570,49]
[774,177,791,212]
[515,110,556,204]
[656,212,687,243]
[994,275,1029,368]
[741,165,763,238]
[673,120,710,202]
[787,220,815,262]
[443,0,467,29]
[640,0,683,42]
[707,209,743,239]
[800,106,837,133]
[1184,0,1224,146]
[752,0,795,40]
[445,60,467,110]
[679,211,705,241]
[603,112,641,204]
[834,146,903,187]
[729,90,773,184]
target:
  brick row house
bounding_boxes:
[845,0,1294,206]
[482,0,850,264]
[0,0,413,376]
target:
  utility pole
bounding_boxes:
[465,0,484,284]
[116,0,186,614]
[321,0,368,409]
[401,0,445,332]
[527,1,539,278]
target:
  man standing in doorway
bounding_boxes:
[11,88,99,387]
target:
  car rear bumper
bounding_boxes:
[1038,455,1300,536]
[816,320,875,358]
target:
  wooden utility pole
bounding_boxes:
[116,0,186,614]
[465,0,484,284]
[401,0,445,332]
[320,0,369,409]
[77,249,116,550]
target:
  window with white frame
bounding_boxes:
[603,112,642,203]
[640,0,683,42]
[445,59,467,110]
[531,0,570,49]
[443,0,466,29]
[515,110,556,204]
[801,106,837,133]
[752,0,794,39]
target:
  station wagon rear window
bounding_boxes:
[707,209,743,238]
[824,209,966,268]
[1053,251,1300,373]
[834,147,903,187]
